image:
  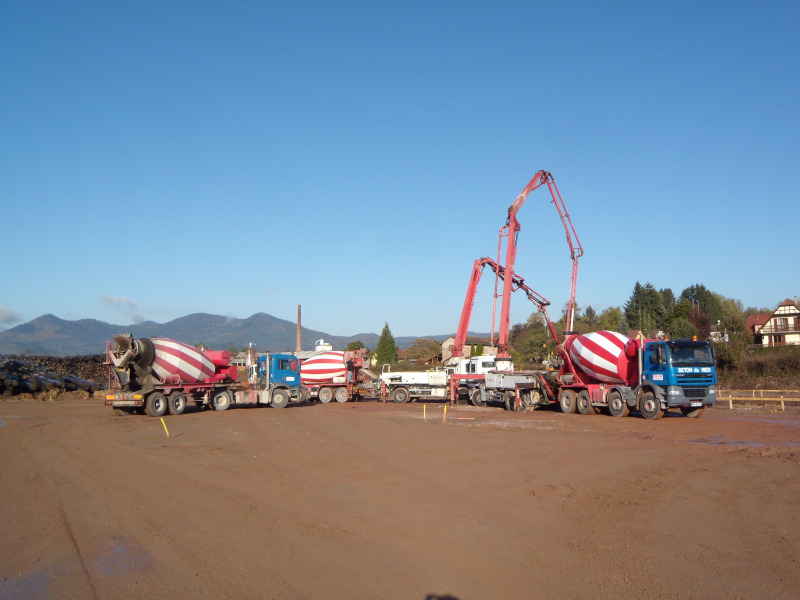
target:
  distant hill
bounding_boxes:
[0,313,453,356]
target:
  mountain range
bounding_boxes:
[0,313,449,356]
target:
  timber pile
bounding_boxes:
[0,355,107,396]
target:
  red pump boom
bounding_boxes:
[452,171,583,361]
[496,170,583,357]
[451,257,559,359]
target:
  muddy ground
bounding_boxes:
[1,397,798,600]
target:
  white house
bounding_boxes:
[747,298,800,347]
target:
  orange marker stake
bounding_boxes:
[442,405,447,423]
[424,405,426,420]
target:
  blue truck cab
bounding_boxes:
[251,353,302,407]
[640,339,717,416]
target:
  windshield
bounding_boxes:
[668,344,714,367]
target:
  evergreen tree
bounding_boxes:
[659,288,676,314]
[375,322,397,364]
[680,284,723,324]
[624,282,665,335]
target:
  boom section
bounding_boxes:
[452,257,557,359]
[498,171,584,351]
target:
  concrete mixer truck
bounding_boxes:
[549,331,717,419]
[298,344,377,402]
[104,334,302,416]
[478,331,717,418]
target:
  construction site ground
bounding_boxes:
[1,397,798,600]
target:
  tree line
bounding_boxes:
[356,284,798,384]
[509,281,773,372]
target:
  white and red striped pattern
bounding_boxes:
[300,351,346,385]
[151,338,215,384]
[568,331,630,384]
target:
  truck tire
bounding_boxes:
[335,387,349,403]
[639,391,664,420]
[607,390,629,418]
[392,387,410,404]
[576,390,594,415]
[680,406,704,418]
[503,391,516,411]
[558,389,576,414]
[271,389,289,409]
[145,392,168,417]
[318,387,333,403]
[168,391,187,415]
[212,390,232,411]
[471,388,486,408]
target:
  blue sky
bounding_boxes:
[2,1,798,339]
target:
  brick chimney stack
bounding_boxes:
[296,304,302,352]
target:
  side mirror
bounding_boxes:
[650,345,665,365]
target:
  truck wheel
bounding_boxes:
[471,388,486,408]
[457,386,469,405]
[113,407,134,416]
[680,406,704,418]
[392,387,409,404]
[607,390,629,417]
[318,387,333,403]
[558,389,576,414]
[212,390,232,411]
[335,387,349,403]
[168,391,187,415]
[503,391,516,411]
[145,392,168,417]
[639,391,664,420]
[271,389,289,409]
[576,390,594,415]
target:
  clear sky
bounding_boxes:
[2,1,798,338]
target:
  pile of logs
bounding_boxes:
[0,355,107,395]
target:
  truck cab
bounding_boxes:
[457,355,514,375]
[252,353,302,404]
[641,339,717,411]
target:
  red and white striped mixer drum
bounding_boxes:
[151,338,216,384]
[567,331,636,385]
[300,351,347,386]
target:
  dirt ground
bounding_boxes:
[1,398,798,600]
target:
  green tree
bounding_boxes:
[715,313,750,372]
[717,294,744,320]
[583,306,598,328]
[659,288,676,315]
[404,338,441,360]
[509,312,557,365]
[375,322,398,364]
[680,284,723,325]
[345,340,366,351]
[666,318,698,339]
[597,306,623,332]
[624,282,665,335]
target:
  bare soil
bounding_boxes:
[1,397,799,600]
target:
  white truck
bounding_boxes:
[380,355,513,404]
[474,369,554,411]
